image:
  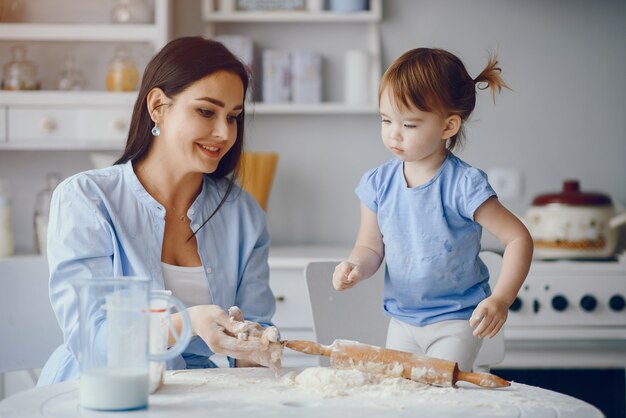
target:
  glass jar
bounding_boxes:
[111,0,153,24]
[58,54,86,91]
[106,46,140,92]
[2,45,40,91]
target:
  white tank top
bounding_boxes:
[161,262,212,308]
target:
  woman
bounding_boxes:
[38,37,279,385]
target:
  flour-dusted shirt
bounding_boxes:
[38,161,275,385]
[356,153,496,327]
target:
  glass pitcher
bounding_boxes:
[71,277,192,411]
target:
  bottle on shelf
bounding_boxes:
[58,54,86,91]
[34,173,62,257]
[1,45,41,91]
[111,0,153,24]
[0,179,15,258]
[106,46,140,92]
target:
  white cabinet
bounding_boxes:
[201,0,381,115]
[268,245,350,367]
[0,0,170,150]
[0,92,136,149]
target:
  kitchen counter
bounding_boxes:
[0,368,603,418]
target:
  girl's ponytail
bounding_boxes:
[474,54,510,103]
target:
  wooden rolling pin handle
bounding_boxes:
[283,340,332,357]
[455,371,511,388]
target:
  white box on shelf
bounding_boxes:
[291,51,322,103]
[262,50,291,103]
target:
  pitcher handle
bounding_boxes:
[148,291,192,362]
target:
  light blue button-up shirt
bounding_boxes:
[38,161,275,385]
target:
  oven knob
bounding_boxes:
[609,295,625,312]
[579,295,597,312]
[551,295,568,312]
[509,297,522,312]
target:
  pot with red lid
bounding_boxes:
[524,180,626,259]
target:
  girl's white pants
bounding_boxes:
[386,317,483,372]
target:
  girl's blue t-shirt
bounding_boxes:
[355,153,496,327]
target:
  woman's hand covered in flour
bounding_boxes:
[333,261,362,291]
[469,296,509,339]
[188,305,283,371]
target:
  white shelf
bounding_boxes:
[202,0,382,115]
[0,141,123,150]
[0,92,375,114]
[249,102,377,115]
[202,0,382,22]
[0,91,137,106]
[202,10,380,22]
[0,23,161,44]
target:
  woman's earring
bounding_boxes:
[151,122,160,137]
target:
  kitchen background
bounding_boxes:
[0,0,625,253]
[1,1,626,417]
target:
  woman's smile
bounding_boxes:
[196,142,222,159]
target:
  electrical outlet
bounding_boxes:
[487,168,523,201]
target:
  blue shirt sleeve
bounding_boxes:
[355,167,380,213]
[457,168,497,220]
[46,177,116,377]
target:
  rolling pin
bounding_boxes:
[284,339,510,388]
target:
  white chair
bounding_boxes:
[0,257,63,398]
[304,251,505,372]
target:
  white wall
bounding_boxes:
[1,0,625,252]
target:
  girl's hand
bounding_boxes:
[332,261,361,290]
[469,296,509,339]
[186,305,282,371]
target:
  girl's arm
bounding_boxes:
[333,203,385,290]
[472,197,534,338]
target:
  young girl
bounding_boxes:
[333,48,533,371]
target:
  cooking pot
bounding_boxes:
[524,180,626,259]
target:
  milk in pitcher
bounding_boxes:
[80,367,149,410]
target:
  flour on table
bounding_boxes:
[161,368,594,417]
[284,367,429,398]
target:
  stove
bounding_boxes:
[506,252,626,336]
[496,253,626,418]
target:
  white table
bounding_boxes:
[0,368,604,418]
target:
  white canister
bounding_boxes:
[344,49,370,104]
[0,180,14,257]
[306,0,324,12]
[291,51,322,103]
[262,50,291,103]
